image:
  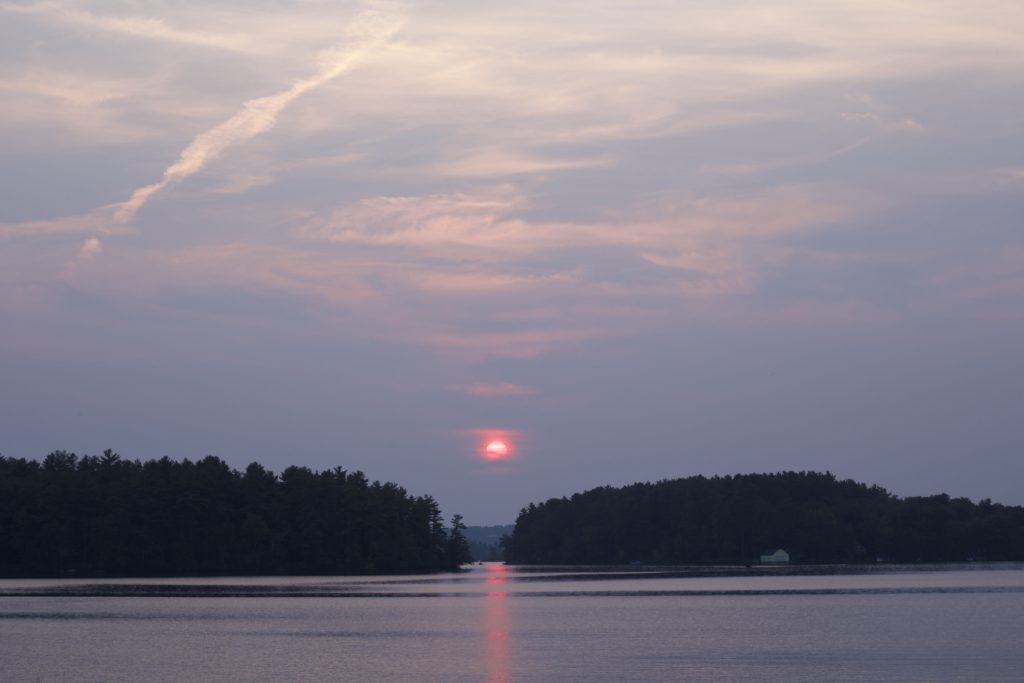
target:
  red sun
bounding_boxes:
[485,440,509,460]
[468,428,519,463]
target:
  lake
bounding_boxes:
[2,563,1023,681]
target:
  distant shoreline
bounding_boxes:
[507,560,1024,577]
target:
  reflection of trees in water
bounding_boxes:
[483,563,510,683]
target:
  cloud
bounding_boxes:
[77,237,102,259]
[0,66,155,146]
[299,185,858,279]
[431,149,612,178]
[700,136,873,178]
[162,243,383,306]
[455,383,536,397]
[842,112,927,134]
[6,0,1021,365]
[111,6,402,223]
[277,0,1024,159]
[208,174,275,194]
[0,208,127,239]
[59,238,616,358]
[427,328,605,359]
[60,236,103,277]
[0,66,131,107]
[1,2,259,53]
[396,268,577,295]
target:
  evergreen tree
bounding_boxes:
[0,451,469,577]
[504,471,1024,565]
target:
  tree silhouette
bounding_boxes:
[504,472,1024,565]
[0,451,471,577]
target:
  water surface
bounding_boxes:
[2,563,1022,681]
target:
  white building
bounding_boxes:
[760,548,790,564]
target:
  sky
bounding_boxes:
[2,0,1023,525]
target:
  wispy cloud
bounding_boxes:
[111,7,402,223]
[454,383,536,397]
[298,185,858,279]
[432,149,612,178]
[61,236,103,276]
[77,237,102,259]
[208,173,275,195]
[427,328,605,360]
[0,66,154,145]
[1,1,260,53]
[842,112,927,134]
[0,209,126,239]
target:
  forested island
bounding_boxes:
[504,472,1024,565]
[7,455,1023,576]
[0,451,471,577]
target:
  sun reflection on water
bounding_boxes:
[482,563,510,683]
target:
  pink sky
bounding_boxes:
[2,0,1024,523]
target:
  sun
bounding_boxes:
[468,428,519,463]
[485,440,509,460]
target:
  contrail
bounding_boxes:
[112,8,401,223]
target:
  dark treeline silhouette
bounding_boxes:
[504,471,1024,565]
[0,450,471,577]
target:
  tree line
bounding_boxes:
[0,450,471,577]
[503,471,1024,565]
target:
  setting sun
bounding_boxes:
[466,428,520,464]
[485,440,509,459]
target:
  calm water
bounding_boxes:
[2,563,1023,682]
